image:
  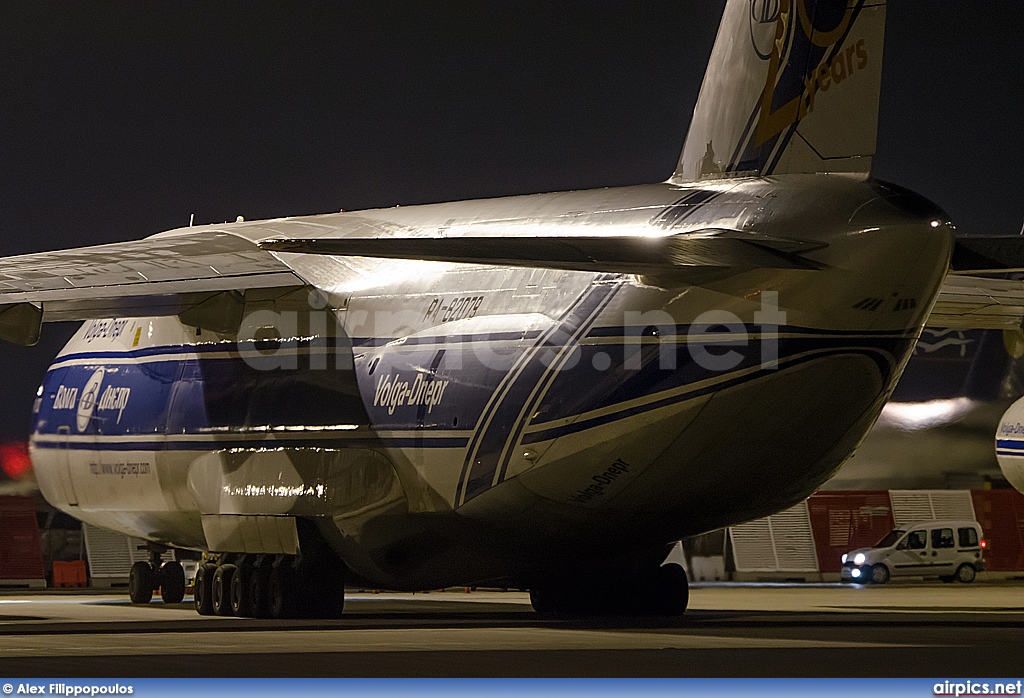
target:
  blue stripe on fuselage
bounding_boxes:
[34,324,915,491]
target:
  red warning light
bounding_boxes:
[0,441,32,480]
[980,539,988,549]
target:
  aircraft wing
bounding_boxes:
[928,274,1024,330]
[924,237,1024,330]
[951,236,1024,275]
[259,229,827,274]
[0,230,304,344]
[0,225,830,346]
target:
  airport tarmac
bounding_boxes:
[0,583,1021,677]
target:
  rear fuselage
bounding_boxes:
[30,175,953,589]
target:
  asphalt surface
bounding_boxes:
[0,584,1021,677]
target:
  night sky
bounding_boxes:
[0,1,1022,442]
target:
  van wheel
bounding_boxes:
[869,564,890,584]
[955,564,976,583]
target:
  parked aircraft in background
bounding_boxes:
[832,327,1024,491]
[4,0,1024,617]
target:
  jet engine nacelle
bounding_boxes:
[996,396,1024,492]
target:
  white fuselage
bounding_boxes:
[31,176,954,589]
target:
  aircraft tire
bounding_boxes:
[268,564,297,619]
[645,563,689,616]
[158,561,186,604]
[250,562,272,618]
[305,577,345,619]
[529,587,562,614]
[128,561,155,604]
[230,561,256,617]
[194,563,217,615]
[212,564,237,616]
[305,552,346,619]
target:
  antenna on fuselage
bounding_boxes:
[189,213,194,227]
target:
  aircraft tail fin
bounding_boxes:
[673,0,886,182]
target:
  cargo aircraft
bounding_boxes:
[12,0,1024,617]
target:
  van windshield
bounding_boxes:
[874,530,905,548]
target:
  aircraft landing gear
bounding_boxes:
[128,544,185,605]
[530,561,689,616]
[128,561,155,604]
[212,563,236,616]
[194,562,217,615]
[158,560,186,604]
[194,527,346,619]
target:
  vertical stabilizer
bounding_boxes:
[674,0,886,182]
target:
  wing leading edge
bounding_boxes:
[0,230,304,344]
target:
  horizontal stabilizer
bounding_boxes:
[259,230,827,274]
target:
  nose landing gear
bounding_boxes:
[127,543,185,605]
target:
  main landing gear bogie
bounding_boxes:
[194,551,345,620]
[127,545,186,605]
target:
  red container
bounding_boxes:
[808,491,896,573]
[53,560,87,588]
[0,495,45,582]
[970,489,1024,572]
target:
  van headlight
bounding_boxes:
[841,554,848,563]
[854,553,866,565]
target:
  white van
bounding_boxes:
[840,520,985,584]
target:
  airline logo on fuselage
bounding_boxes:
[76,369,105,432]
[58,368,131,431]
[373,372,449,416]
[53,385,79,410]
[97,385,131,423]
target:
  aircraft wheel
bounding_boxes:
[268,564,296,619]
[647,563,689,616]
[869,564,890,585]
[230,562,255,617]
[212,564,237,616]
[159,561,186,604]
[250,563,272,618]
[305,553,346,619]
[529,586,563,614]
[128,561,155,604]
[955,563,977,583]
[194,563,217,615]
